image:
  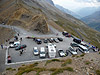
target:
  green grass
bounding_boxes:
[96,70,100,75]
[51,67,74,75]
[51,69,64,75]
[6,68,12,70]
[61,59,72,67]
[76,55,80,58]
[99,52,100,54]
[84,61,91,65]
[6,68,16,71]
[45,59,60,66]
[80,53,85,57]
[63,67,74,72]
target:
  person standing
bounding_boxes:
[20,37,22,41]
[1,44,3,49]
[19,50,22,56]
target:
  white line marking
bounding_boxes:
[5,48,8,65]
[5,57,61,65]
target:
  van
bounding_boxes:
[46,43,56,58]
[40,47,46,58]
[73,38,81,44]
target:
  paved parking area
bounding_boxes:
[8,36,73,63]
[5,25,96,64]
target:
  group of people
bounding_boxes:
[19,48,26,56]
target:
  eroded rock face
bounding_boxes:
[34,17,49,33]
[29,15,49,34]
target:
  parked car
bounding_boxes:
[73,38,81,44]
[53,38,59,43]
[43,39,48,43]
[9,41,20,48]
[33,47,39,55]
[62,31,68,36]
[88,46,98,52]
[15,44,27,50]
[57,37,63,41]
[69,47,77,55]
[39,47,46,58]
[9,41,14,44]
[36,39,42,44]
[46,43,56,48]
[58,49,66,57]
[50,38,54,43]
[65,34,72,37]
[26,36,33,39]
[47,38,52,43]
[70,43,79,47]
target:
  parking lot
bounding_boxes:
[8,35,74,63]
[6,25,98,64]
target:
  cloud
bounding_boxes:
[75,0,100,3]
[52,0,100,11]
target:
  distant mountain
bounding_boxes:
[45,0,54,5]
[81,10,100,32]
[77,7,99,17]
[55,4,81,19]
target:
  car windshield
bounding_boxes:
[60,51,64,53]
[40,52,45,54]
[84,49,88,51]
[34,50,38,52]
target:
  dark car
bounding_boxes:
[65,34,72,37]
[53,38,59,43]
[70,43,79,47]
[73,38,81,44]
[9,41,14,44]
[43,39,48,43]
[15,44,27,50]
[58,49,66,57]
[48,38,53,43]
[57,38,63,41]
[36,39,42,44]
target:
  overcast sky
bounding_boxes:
[52,0,100,11]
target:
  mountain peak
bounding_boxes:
[45,0,54,5]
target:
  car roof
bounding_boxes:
[34,47,37,49]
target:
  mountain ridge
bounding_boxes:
[55,4,81,19]
[0,0,100,47]
[81,10,100,32]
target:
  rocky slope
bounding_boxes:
[0,0,100,47]
[81,10,100,32]
[0,27,15,44]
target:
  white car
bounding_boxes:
[40,47,46,58]
[69,47,77,55]
[9,41,20,48]
[46,43,56,48]
[58,49,66,57]
[33,47,39,55]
